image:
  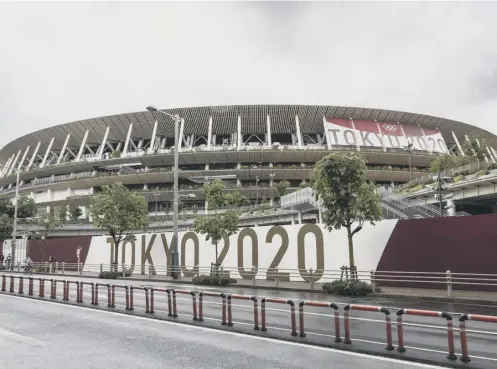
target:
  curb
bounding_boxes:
[370,293,497,306]
[0,291,469,369]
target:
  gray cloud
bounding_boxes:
[1,1,497,149]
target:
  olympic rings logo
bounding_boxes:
[382,124,398,132]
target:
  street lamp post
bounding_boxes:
[147,105,182,279]
[11,168,21,270]
[404,138,414,182]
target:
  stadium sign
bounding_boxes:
[326,119,448,153]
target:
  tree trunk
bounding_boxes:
[113,240,120,272]
[214,241,219,276]
[346,226,356,280]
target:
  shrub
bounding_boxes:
[193,275,236,286]
[111,150,121,158]
[476,169,489,177]
[98,270,132,279]
[453,175,464,183]
[408,184,424,193]
[321,279,373,297]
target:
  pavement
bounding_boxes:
[18,270,497,304]
[1,273,497,368]
[0,295,451,369]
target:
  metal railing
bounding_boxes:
[11,263,497,296]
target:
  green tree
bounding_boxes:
[463,133,490,161]
[57,207,67,223]
[69,204,83,220]
[0,214,12,242]
[16,197,37,219]
[275,180,291,199]
[430,154,458,173]
[193,180,246,267]
[312,153,382,274]
[90,182,149,270]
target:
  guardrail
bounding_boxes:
[17,263,497,294]
[2,274,497,364]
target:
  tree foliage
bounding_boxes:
[275,180,291,199]
[0,197,37,219]
[193,180,247,265]
[90,183,149,267]
[0,214,12,241]
[462,133,490,162]
[69,204,83,220]
[312,153,382,271]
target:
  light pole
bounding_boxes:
[404,138,414,182]
[11,167,21,270]
[255,175,259,205]
[154,193,160,217]
[147,105,182,279]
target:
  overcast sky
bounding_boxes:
[1,1,497,150]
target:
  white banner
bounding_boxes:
[326,119,448,153]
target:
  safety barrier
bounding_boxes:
[199,291,226,324]
[299,301,341,342]
[172,290,198,320]
[1,274,496,365]
[225,294,259,330]
[261,298,297,337]
[397,309,457,360]
[459,313,497,363]
[344,304,393,350]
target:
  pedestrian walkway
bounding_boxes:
[377,286,497,304]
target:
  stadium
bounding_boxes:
[1,104,497,232]
[3,104,497,277]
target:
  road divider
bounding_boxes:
[344,304,393,351]
[3,273,497,366]
[397,309,456,360]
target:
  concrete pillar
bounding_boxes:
[207,116,213,149]
[295,115,303,147]
[237,115,242,149]
[446,199,456,216]
[266,115,272,147]
[298,211,303,224]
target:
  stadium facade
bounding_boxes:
[1,104,497,231]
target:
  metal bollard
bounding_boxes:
[252,296,260,330]
[90,282,95,305]
[396,311,406,352]
[172,290,178,317]
[446,270,452,298]
[145,288,150,314]
[289,301,298,337]
[129,286,134,311]
[309,268,314,290]
[55,262,59,274]
[166,289,173,317]
[111,285,115,308]
[125,286,130,310]
[62,262,65,275]
[9,276,14,293]
[50,279,56,299]
[298,301,305,337]
[18,276,24,294]
[198,291,204,321]
[226,295,232,326]
[344,308,351,344]
[107,284,112,308]
[39,278,45,297]
[192,292,198,321]
[1,275,6,292]
[63,281,69,301]
[459,316,470,363]
[149,288,155,314]
[221,294,227,325]
[446,316,457,360]
[261,298,267,331]
[28,277,34,296]
[251,266,256,286]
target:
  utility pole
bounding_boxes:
[437,170,444,217]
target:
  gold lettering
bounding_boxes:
[106,237,115,265]
[141,234,157,275]
[160,234,172,276]
[297,224,324,282]
[121,238,136,274]
[265,226,290,282]
[181,232,199,277]
[237,228,259,280]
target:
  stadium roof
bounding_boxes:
[1,104,495,162]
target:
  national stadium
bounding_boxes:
[1,104,497,234]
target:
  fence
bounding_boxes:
[19,263,497,294]
[2,274,497,364]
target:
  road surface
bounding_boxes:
[2,274,497,368]
[0,294,451,369]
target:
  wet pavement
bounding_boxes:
[0,294,455,369]
[1,274,497,368]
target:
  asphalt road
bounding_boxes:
[0,294,453,369]
[2,274,497,368]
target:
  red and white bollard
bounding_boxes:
[9,276,14,293]
[39,278,45,297]
[1,275,6,292]
[344,304,393,350]
[149,288,155,314]
[298,301,341,342]
[18,276,24,295]
[260,298,297,337]
[28,277,34,296]
[251,296,260,331]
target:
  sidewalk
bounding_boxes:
[5,270,497,305]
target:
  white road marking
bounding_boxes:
[0,294,458,368]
